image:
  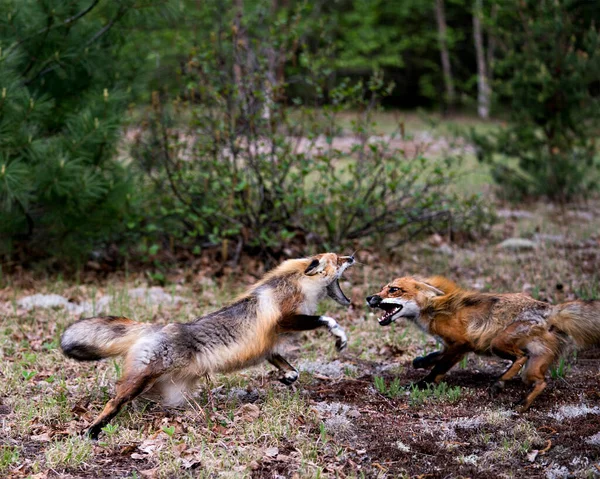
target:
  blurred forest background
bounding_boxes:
[1,0,599,273]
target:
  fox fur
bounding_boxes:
[61,253,354,438]
[366,275,600,411]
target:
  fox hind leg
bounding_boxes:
[268,353,299,385]
[515,333,560,412]
[514,353,555,412]
[489,321,539,396]
[489,356,528,397]
[87,368,159,439]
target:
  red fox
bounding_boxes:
[61,253,354,438]
[366,276,600,411]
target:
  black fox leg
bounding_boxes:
[415,347,467,388]
[268,353,299,385]
[280,315,348,351]
[413,351,444,369]
[88,371,158,439]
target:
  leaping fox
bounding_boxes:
[367,276,600,411]
[61,253,354,438]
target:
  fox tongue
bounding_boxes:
[327,279,351,306]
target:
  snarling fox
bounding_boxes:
[366,276,600,411]
[61,253,354,438]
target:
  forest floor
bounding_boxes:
[1,200,599,478]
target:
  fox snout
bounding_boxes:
[339,255,355,267]
[366,295,382,307]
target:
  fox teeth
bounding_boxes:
[379,307,401,323]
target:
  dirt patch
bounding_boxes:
[304,354,600,478]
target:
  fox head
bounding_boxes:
[302,253,355,306]
[366,276,446,326]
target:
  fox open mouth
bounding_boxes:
[327,279,351,306]
[377,303,403,326]
[326,255,354,307]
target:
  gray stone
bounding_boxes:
[497,238,537,250]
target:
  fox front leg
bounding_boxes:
[267,353,299,385]
[280,315,348,351]
[320,316,348,351]
[414,345,468,388]
[412,351,444,369]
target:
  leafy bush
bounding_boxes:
[472,0,600,201]
[130,0,490,260]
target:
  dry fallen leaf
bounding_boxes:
[31,433,51,442]
[120,444,137,455]
[139,467,159,478]
[526,450,539,462]
[238,403,260,422]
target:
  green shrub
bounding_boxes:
[473,0,600,201]
[130,0,491,260]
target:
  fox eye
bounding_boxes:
[388,287,400,293]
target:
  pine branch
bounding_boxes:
[6,0,101,57]
[24,3,132,86]
[85,3,129,46]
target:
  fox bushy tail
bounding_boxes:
[61,316,149,361]
[550,301,600,349]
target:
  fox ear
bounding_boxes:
[304,258,325,276]
[416,281,445,297]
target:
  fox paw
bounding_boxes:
[279,370,299,386]
[412,356,428,369]
[512,397,530,413]
[87,425,102,441]
[489,381,505,397]
[335,336,348,352]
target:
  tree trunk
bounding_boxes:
[233,0,245,95]
[486,4,497,84]
[434,0,456,111]
[473,0,490,119]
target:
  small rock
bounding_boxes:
[298,360,357,379]
[497,238,537,250]
[17,294,71,311]
[264,447,279,457]
[496,209,535,219]
[128,287,186,305]
[437,244,454,256]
